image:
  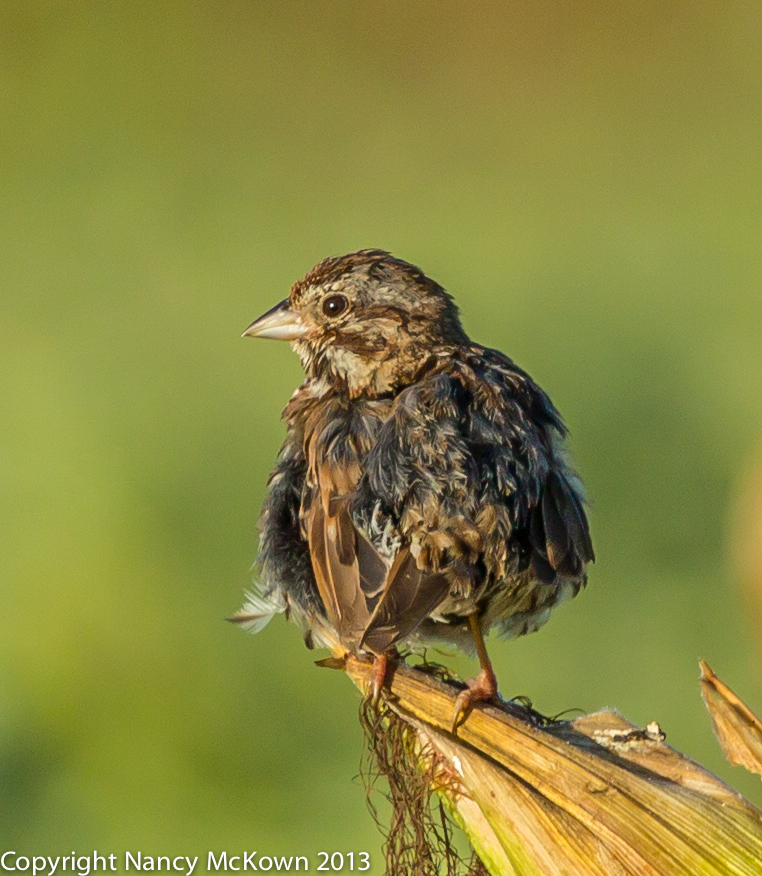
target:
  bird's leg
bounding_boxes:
[370,650,397,705]
[452,613,498,731]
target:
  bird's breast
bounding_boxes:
[295,394,393,498]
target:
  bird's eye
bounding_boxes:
[322,295,349,318]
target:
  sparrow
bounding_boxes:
[234,249,593,726]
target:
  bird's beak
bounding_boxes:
[242,299,309,341]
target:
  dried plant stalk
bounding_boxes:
[340,656,762,876]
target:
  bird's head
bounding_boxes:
[243,250,468,397]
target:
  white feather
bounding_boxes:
[230,586,286,634]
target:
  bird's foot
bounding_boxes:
[370,651,396,706]
[452,667,498,732]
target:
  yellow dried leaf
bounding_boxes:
[700,660,762,780]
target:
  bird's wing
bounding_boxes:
[307,480,440,651]
[360,548,451,654]
[305,468,379,644]
[466,348,594,585]
[355,525,389,605]
[530,469,595,583]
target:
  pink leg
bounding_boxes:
[452,614,498,731]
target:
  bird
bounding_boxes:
[233,249,593,727]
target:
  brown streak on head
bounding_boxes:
[290,249,440,303]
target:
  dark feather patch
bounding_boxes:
[543,475,571,570]
[361,548,451,654]
[355,528,388,604]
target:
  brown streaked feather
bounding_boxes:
[323,498,371,640]
[355,528,388,604]
[306,480,377,644]
[328,496,356,566]
[361,547,451,654]
[306,499,341,625]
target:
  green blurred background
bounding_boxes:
[3,1,762,867]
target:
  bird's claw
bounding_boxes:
[370,652,390,706]
[451,667,499,732]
